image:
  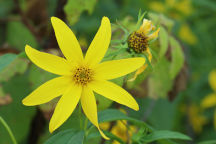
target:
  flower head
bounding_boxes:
[128,19,160,81]
[22,17,145,139]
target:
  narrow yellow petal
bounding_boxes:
[147,28,160,40]
[81,87,109,140]
[51,17,83,64]
[22,76,71,106]
[95,58,145,80]
[84,17,111,67]
[201,93,216,109]
[209,69,216,92]
[90,80,139,111]
[129,48,152,81]
[129,65,148,82]
[139,19,155,35]
[49,84,82,133]
[25,45,72,75]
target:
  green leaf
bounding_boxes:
[87,130,126,144]
[6,21,38,51]
[0,54,17,72]
[142,130,191,143]
[96,109,153,131]
[94,93,112,111]
[103,131,126,144]
[28,64,56,90]
[159,26,169,57]
[148,57,172,98]
[98,109,130,123]
[169,36,184,80]
[92,109,186,144]
[64,0,97,25]
[0,56,28,82]
[0,74,36,143]
[135,10,146,31]
[45,129,85,144]
[198,140,216,144]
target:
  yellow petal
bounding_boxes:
[49,83,82,133]
[22,76,71,106]
[201,93,216,109]
[84,17,111,67]
[129,48,152,81]
[90,80,139,111]
[129,65,148,82]
[95,58,145,80]
[51,17,83,64]
[139,19,154,35]
[25,45,72,75]
[81,87,109,140]
[111,120,129,142]
[209,69,216,92]
[147,28,160,40]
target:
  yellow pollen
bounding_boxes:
[127,31,148,53]
[73,67,93,86]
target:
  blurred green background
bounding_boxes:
[0,0,216,144]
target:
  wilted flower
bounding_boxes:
[128,19,160,81]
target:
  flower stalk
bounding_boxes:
[0,116,17,144]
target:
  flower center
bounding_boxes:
[127,31,148,53]
[73,67,93,86]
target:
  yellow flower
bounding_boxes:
[201,69,216,128]
[128,19,160,81]
[22,17,145,139]
[178,24,197,45]
[188,104,207,133]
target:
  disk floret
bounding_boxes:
[73,67,93,85]
[127,31,148,53]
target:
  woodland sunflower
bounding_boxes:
[22,17,145,139]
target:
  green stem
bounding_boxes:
[78,103,83,130]
[83,117,88,131]
[0,116,17,144]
